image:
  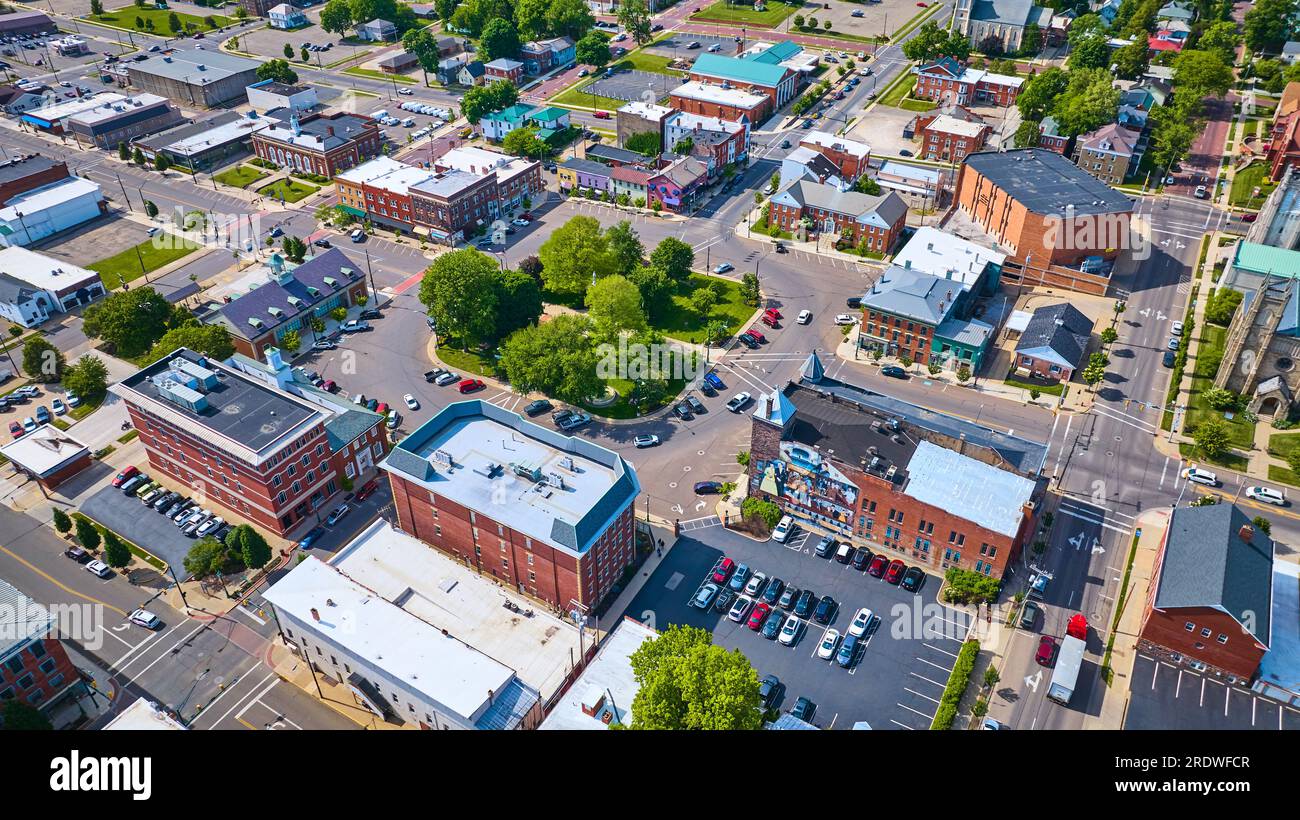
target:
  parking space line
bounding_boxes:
[919,642,960,660]
[914,656,951,674]
[908,671,946,689]
[889,719,915,730]
[902,687,941,705]
[897,702,933,720]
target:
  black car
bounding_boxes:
[813,595,837,625]
[64,546,91,564]
[846,297,862,309]
[901,566,926,593]
[313,238,332,248]
[524,399,553,417]
[761,577,785,605]
[881,365,908,379]
[685,395,705,415]
[737,334,759,349]
[1162,350,1176,368]
[693,481,722,494]
[774,241,787,253]
[358,309,382,320]
[851,547,872,571]
[673,403,693,420]
[700,381,717,397]
[791,696,815,722]
[424,368,447,383]
[793,589,815,618]
[552,408,574,425]
[761,608,784,639]
[759,675,783,709]
[712,588,735,613]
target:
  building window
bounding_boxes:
[1216,634,1228,644]
[1184,621,1195,632]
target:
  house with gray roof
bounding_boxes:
[769,180,908,255]
[1139,503,1274,682]
[1013,302,1092,382]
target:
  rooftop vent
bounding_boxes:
[511,461,542,482]
[546,471,565,489]
[433,449,454,467]
[267,306,285,319]
[558,456,575,472]
[248,317,265,329]
[323,276,339,288]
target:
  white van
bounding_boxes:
[1181,466,1219,487]
[772,515,794,543]
[1246,485,1286,506]
[401,117,415,127]
[370,109,389,120]
[835,542,853,563]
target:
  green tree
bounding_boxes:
[461,80,519,124]
[320,0,354,34]
[402,27,440,85]
[576,29,612,68]
[1100,326,1119,345]
[1173,49,1234,99]
[418,249,501,346]
[102,530,131,568]
[22,337,64,383]
[902,20,967,62]
[480,18,521,62]
[549,0,595,40]
[739,272,760,307]
[117,141,129,161]
[62,355,110,403]
[616,0,652,45]
[627,624,762,730]
[183,537,227,578]
[498,314,603,403]
[283,42,294,59]
[168,11,182,33]
[91,0,104,14]
[280,329,301,351]
[606,220,644,276]
[1197,20,1241,66]
[627,265,675,323]
[793,14,804,28]
[690,285,718,321]
[624,130,661,156]
[301,45,311,62]
[52,507,72,535]
[81,288,174,357]
[495,269,543,338]
[514,0,549,40]
[144,199,158,217]
[132,146,146,166]
[1018,22,1042,56]
[501,126,549,159]
[1,700,52,730]
[649,236,694,282]
[1113,38,1150,79]
[956,364,971,383]
[538,215,615,301]
[852,175,881,195]
[1192,415,1232,459]
[1067,31,1109,69]
[586,274,646,340]
[1052,68,1121,136]
[146,323,235,362]
[75,517,100,552]
[1013,118,1042,148]
[1149,104,1198,173]
[153,153,171,172]
[1244,0,1291,53]
[256,58,299,85]
[228,524,271,569]
[1017,67,1068,120]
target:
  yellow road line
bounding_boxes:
[238,717,259,730]
[0,543,128,616]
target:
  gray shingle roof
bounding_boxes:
[861,265,965,326]
[211,248,365,340]
[964,149,1134,217]
[1014,302,1091,369]
[1155,504,1273,646]
[773,180,908,228]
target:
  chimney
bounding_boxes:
[1238,524,1255,543]
[310,607,320,621]
[327,125,335,137]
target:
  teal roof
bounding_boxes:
[1234,242,1300,279]
[485,103,536,124]
[690,53,788,86]
[745,41,801,64]
[529,106,568,123]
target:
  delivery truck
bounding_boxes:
[1046,613,1088,705]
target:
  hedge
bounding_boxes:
[931,639,981,730]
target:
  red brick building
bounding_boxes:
[916,113,992,162]
[484,58,525,85]
[769,180,908,253]
[408,168,499,244]
[0,425,91,491]
[251,111,380,178]
[798,130,871,183]
[747,359,1042,579]
[913,57,1023,107]
[1036,116,1070,154]
[0,578,82,715]
[668,80,769,125]
[381,400,641,610]
[335,156,436,231]
[0,154,73,205]
[112,347,387,537]
[686,54,797,121]
[1138,504,1274,684]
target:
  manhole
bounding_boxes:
[668,481,678,488]
[1106,451,1114,457]
[697,450,706,456]
[682,465,692,472]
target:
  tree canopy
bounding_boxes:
[537,215,616,301]
[649,236,695,282]
[255,58,298,84]
[461,80,519,124]
[627,624,762,730]
[418,248,502,345]
[498,314,603,403]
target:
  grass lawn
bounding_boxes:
[1178,442,1249,471]
[582,375,688,419]
[1230,163,1276,209]
[88,238,203,287]
[1184,323,1256,449]
[69,399,102,422]
[878,73,921,109]
[900,97,937,112]
[549,81,638,112]
[655,274,753,345]
[1004,376,1065,396]
[212,165,268,188]
[342,66,417,83]
[89,7,230,33]
[1268,464,1300,488]
[1267,431,1300,465]
[437,341,498,378]
[791,25,883,45]
[612,50,686,77]
[690,0,798,26]
[257,178,320,204]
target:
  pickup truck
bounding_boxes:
[424,368,447,383]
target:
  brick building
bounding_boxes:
[484,58,525,85]
[126,49,261,108]
[1071,123,1137,185]
[0,425,91,491]
[433,146,543,212]
[408,169,499,245]
[798,131,871,182]
[0,578,81,716]
[615,101,673,151]
[748,355,1042,578]
[1012,302,1093,382]
[65,93,184,150]
[0,155,78,211]
[381,401,642,611]
[953,149,1135,294]
[112,347,387,537]
[335,156,435,231]
[251,111,380,177]
[913,57,1024,107]
[858,261,996,371]
[663,111,749,168]
[668,80,769,125]
[916,113,992,162]
[687,54,797,121]
[769,180,907,253]
[1036,115,1070,154]
[1138,504,1273,684]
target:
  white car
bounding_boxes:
[633,434,660,448]
[1181,466,1219,487]
[86,560,111,578]
[196,515,224,538]
[771,515,794,543]
[129,609,161,629]
[397,88,413,95]
[817,629,840,660]
[386,412,400,429]
[834,314,857,325]
[1171,320,1184,336]
[511,218,530,227]
[1246,485,1286,506]
[434,371,459,386]
[778,615,802,646]
[848,607,875,638]
[403,393,419,410]
[797,310,812,324]
[725,392,751,413]
[744,571,768,596]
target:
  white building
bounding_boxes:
[0,247,105,327]
[246,80,318,115]
[267,3,309,29]
[539,618,656,730]
[0,176,106,248]
[892,225,1007,284]
[264,519,593,730]
[103,698,188,730]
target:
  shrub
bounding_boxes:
[942,567,1001,605]
[102,530,131,568]
[741,496,783,530]
[75,517,100,551]
[931,640,980,729]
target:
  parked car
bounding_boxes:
[64,546,91,564]
[1194,185,1209,199]
[326,504,350,526]
[712,589,735,614]
[771,515,794,543]
[434,372,460,386]
[112,465,140,487]
[817,629,840,659]
[712,262,734,274]
[727,562,750,592]
[196,516,225,538]
[761,577,785,605]
[813,595,837,625]
[885,559,906,585]
[85,560,111,578]
[727,596,752,623]
[759,674,783,707]
[791,696,815,722]
[779,614,802,646]
[901,566,926,592]
[815,535,836,558]
[557,411,590,430]
[358,309,382,321]
[458,379,485,393]
[746,602,771,630]
[311,339,337,351]
[692,582,719,609]
[51,398,67,415]
[593,110,611,119]
[685,395,705,415]
[848,607,874,638]
[313,238,332,248]
[761,607,784,639]
[1019,600,1041,630]
[339,320,371,333]
[737,333,759,349]
[836,634,860,668]
[881,365,908,379]
[1162,350,1176,368]
[797,309,812,325]
[726,392,751,412]
[633,434,660,448]
[834,313,857,325]
[867,554,888,578]
[34,405,51,425]
[711,557,736,585]
[1167,337,1179,351]
[523,399,552,416]
[744,571,768,597]
[852,547,872,571]
[794,589,815,618]
[743,328,765,343]
[403,393,419,410]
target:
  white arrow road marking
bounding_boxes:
[695,500,707,511]
[1025,670,1042,692]
[1092,538,1106,555]
[1069,532,1085,550]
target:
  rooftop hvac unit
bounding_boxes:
[323,276,339,288]
[248,317,264,329]
[433,448,453,467]
[511,461,542,482]
[305,286,321,298]
[340,267,357,278]
[558,456,575,472]
[267,306,285,318]
[546,472,565,489]
[286,296,304,309]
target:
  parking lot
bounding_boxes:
[1124,654,1300,730]
[584,68,680,104]
[645,33,737,61]
[80,483,210,578]
[235,9,346,58]
[618,523,972,729]
[33,213,153,274]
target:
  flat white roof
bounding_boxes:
[0,176,100,225]
[103,698,187,730]
[1006,309,1033,333]
[800,130,870,159]
[437,146,535,184]
[904,440,1034,538]
[0,245,99,292]
[893,225,1006,281]
[618,101,673,120]
[922,114,988,139]
[26,92,126,123]
[166,116,271,155]
[67,93,170,127]
[336,156,433,194]
[669,80,765,110]
[0,423,88,476]
[539,618,656,730]
[666,110,744,135]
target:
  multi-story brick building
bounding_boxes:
[433,145,543,212]
[769,180,907,253]
[798,130,871,182]
[484,58,525,85]
[858,263,995,370]
[1036,115,1070,154]
[747,355,1043,578]
[408,169,499,244]
[687,54,797,122]
[953,149,1134,294]
[917,113,992,162]
[663,111,749,168]
[1138,503,1273,684]
[251,111,380,177]
[0,577,82,717]
[1071,123,1137,184]
[913,56,1024,107]
[381,400,641,611]
[335,156,435,231]
[668,80,768,125]
[112,347,387,537]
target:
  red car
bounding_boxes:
[593,111,610,119]
[885,559,906,585]
[9,420,23,439]
[458,378,485,393]
[763,308,783,320]
[111,465,140,488]
[747,602,771,630]
[744,328,766,343]
[760,313,778,328]
[867,554,889,578]
[711,557,736,585]
[1035,636,1057,666]
[355,479,379,501]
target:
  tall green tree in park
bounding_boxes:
[585,274,647,341]
[537,216,615,301]
[605,220,645,276]
[418,249,501,347]
[649,236,694,282]
[498,315,603,404]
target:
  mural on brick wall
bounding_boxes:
[751,443,859,528]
